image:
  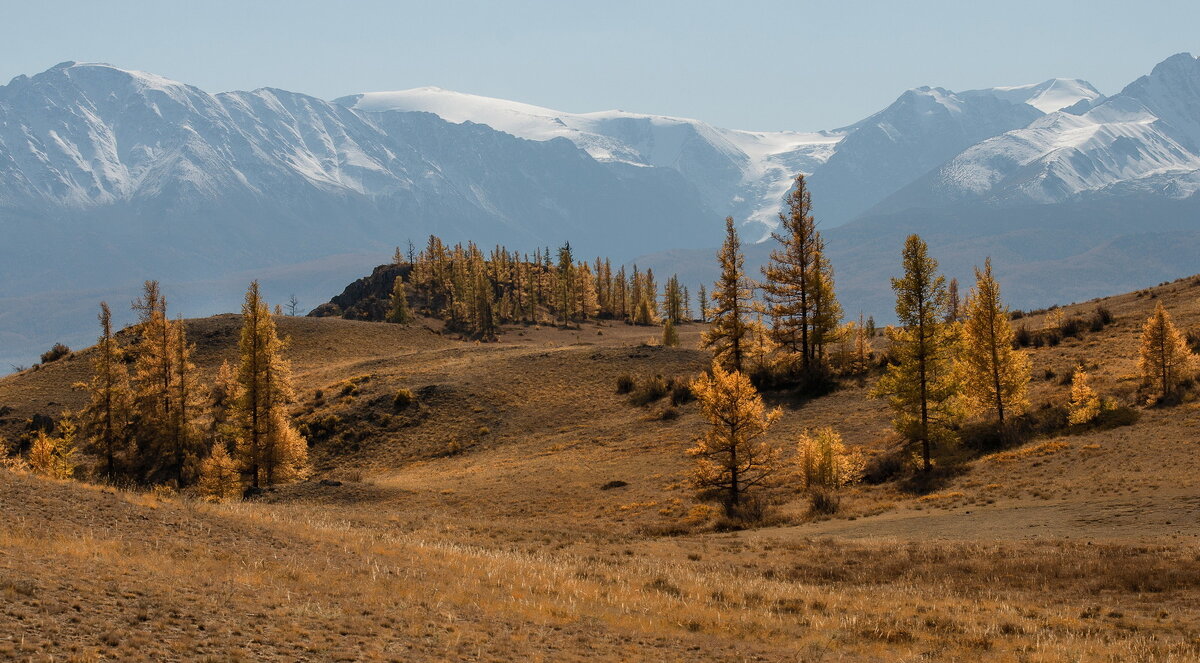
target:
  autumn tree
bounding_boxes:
[29,415,78,480]
[960,259,1030,424]
[78,302,133,479]
[871,235,962,472]
[198,443,241,501]
[702,217,753,373]
[1067,367,1101,425]
[689,363,781,514]
[946,278,962,323]
[662,319,680,347]
[761,175,841,374]
[663,274,685,324]
[795,427,863,492]
[234,281,307,488]
[1138,302,1194,401]
[387,276,413,324]
[206,360,240,452]
[128,282,203,485]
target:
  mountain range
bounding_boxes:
[1,54,1199,366]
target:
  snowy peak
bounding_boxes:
[967,78,1103,114]
[1118,52,1200,149]
[337,85,840,234]
[878,54,1200,211]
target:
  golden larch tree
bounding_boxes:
[688,363,782,512]
[702,217,753,373]
[1067,366,1101,425]
[78,302,133,479]
[871,234,962,472]
[960,258,1031,423]
[761,175,840,372]
[795,427,863,492]
[387,276,413,324]
[1138,302,1194,401]
[198,443,242,502]
[234,281,307,488]
[29,415,78,480]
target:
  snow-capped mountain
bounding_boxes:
[338,87,840,234]
[879,54,1200,211]
[2,54,1199,368]
[336,79,1101,230]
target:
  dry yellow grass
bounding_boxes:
[3,274,1200,660]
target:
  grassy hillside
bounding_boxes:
[4,275,1200,660]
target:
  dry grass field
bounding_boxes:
[4,274,1200,661]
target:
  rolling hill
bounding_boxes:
[3,273,1200,660]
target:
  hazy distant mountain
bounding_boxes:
[1,55,1198,367]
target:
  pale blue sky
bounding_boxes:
[3,0,1197,131]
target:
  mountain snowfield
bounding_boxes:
[339,87,841,232]
[0,54,1198,367]
[337,78,1104,230]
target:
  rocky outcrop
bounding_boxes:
[308,264,410,321]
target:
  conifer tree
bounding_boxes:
[746,314,778,377]
[1138,302,1194,401]
[961,259,1030,424]
[688,363,781,512]
[871,235,962,472]
[946,278,962,323]
[207,360,240,451]
[662,319,680,347]
[1067,367,1101,425]
[702,217,753,373]
[168,315,204,485]
[795,427,863,492]
[575,262,599,320]
[198,443,241,501]
[614,266,629,320]
[808,247,842,361]
[128,281,201,485]
[79,302,133,479]
[557,242,575,325]
[234,281,306,488]
[387,276,413,324]
[644,269,659,320]
[697,284,708,323]
[29,415,78,480]
[760,175,841,373]
[664,274,685,323]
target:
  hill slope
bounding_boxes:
[4,275,1200,659]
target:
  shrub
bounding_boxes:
[615,374,635,394]
[1089,404,1139,431]
[393,388,416,410]
[1014,325,1032,348]
[629,375,669,406]
[862,450,905,484]
[1059,316,1086,339]
[659,407,680,421]
[39,343,70,364]
[668,380,694,406]
[808,488,840,515]
[959,420,1030,452]
[715,495,770,529]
